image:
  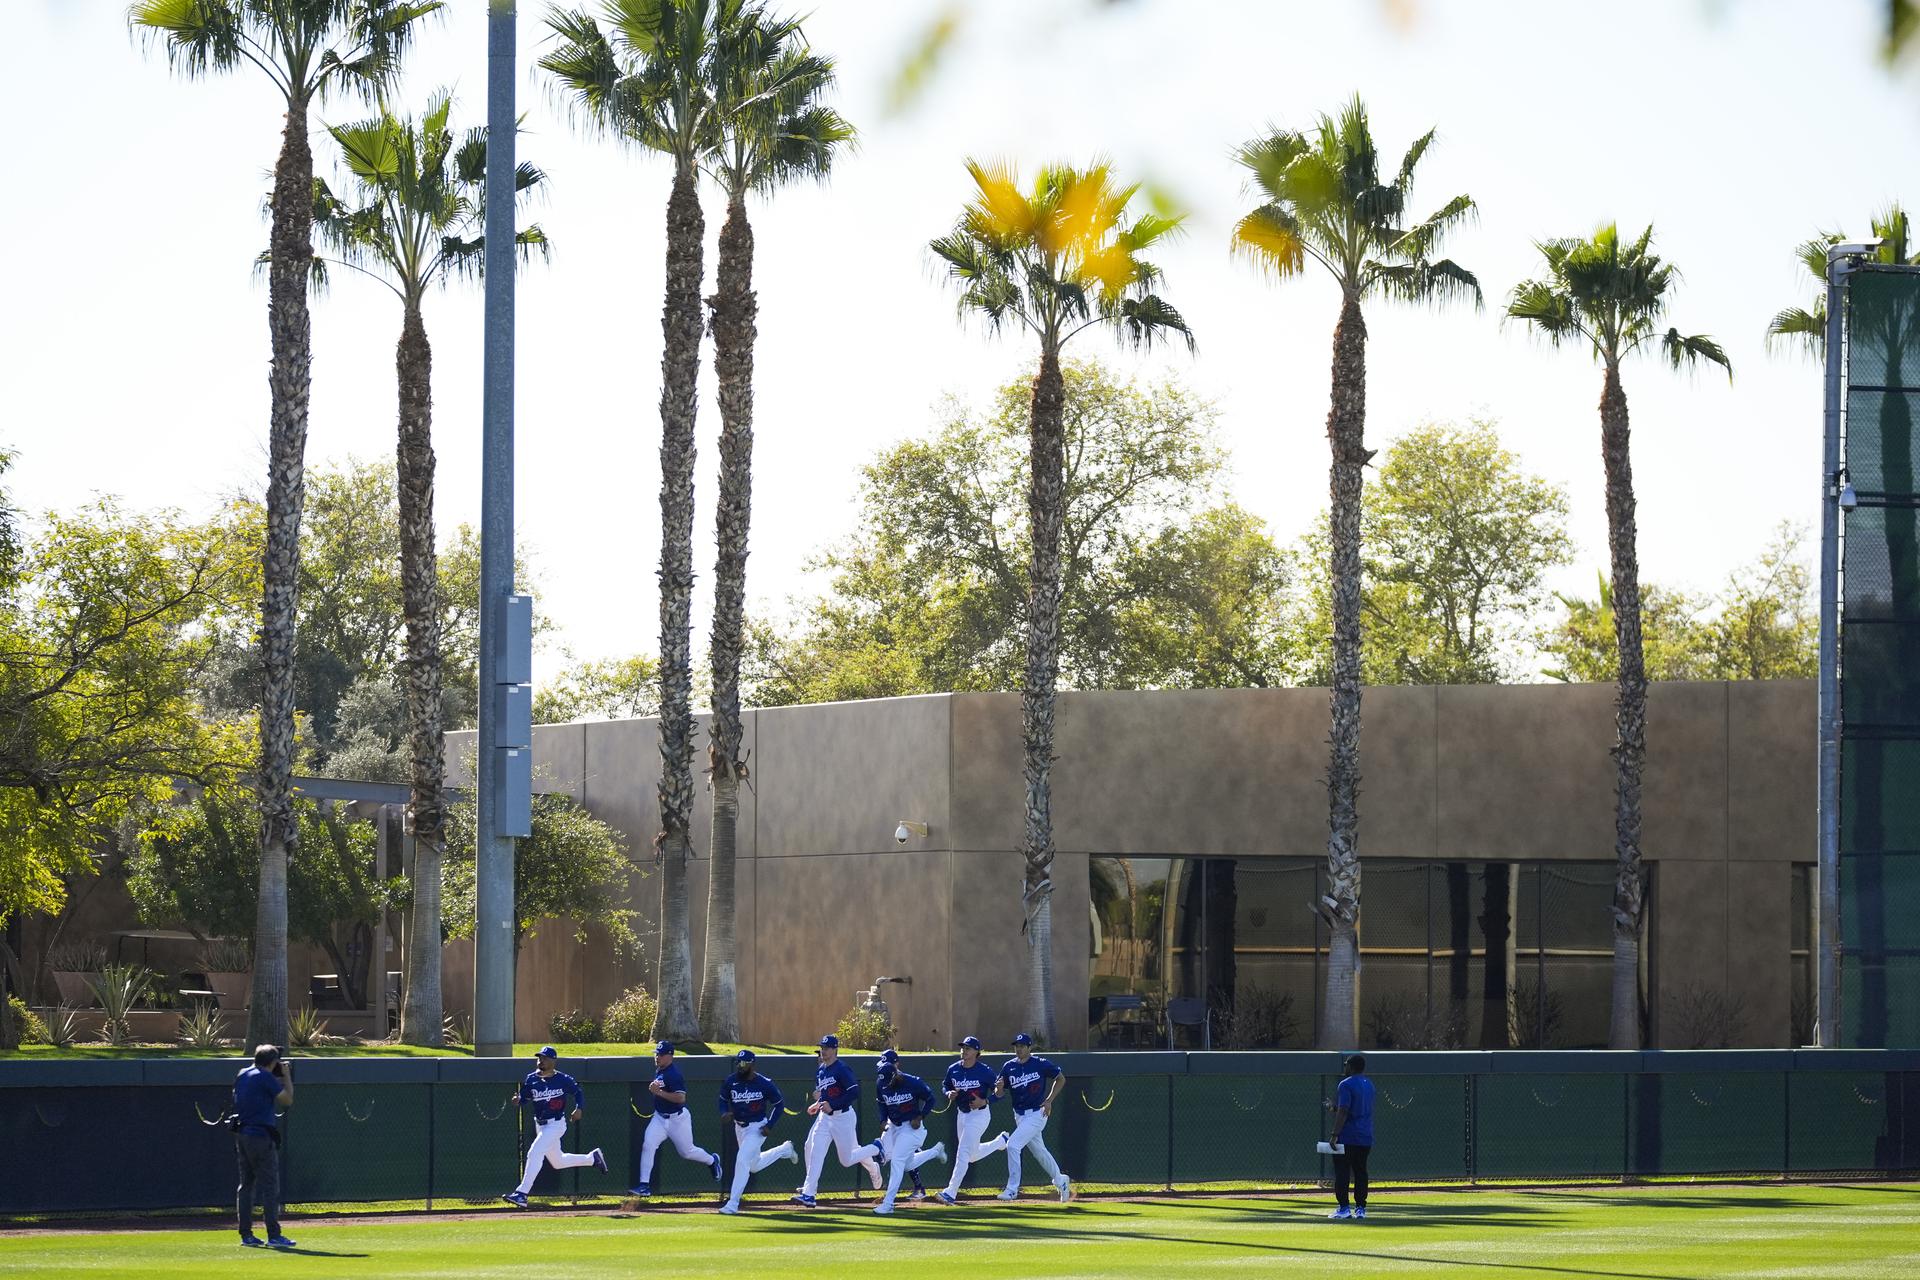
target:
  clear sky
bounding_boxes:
[6,0,1917,682]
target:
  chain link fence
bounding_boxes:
[3,1051,1916,1216]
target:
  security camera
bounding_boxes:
[1840,482,1859,513]
[893,820,928,845]
[895,824,911,845]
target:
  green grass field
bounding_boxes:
[1,1185,1914,1279]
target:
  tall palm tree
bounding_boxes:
[1508,224,1730,1050]
[932,161,1192,1043]
[696,5,852,1041]
[1232,96,1478,1050]
[310,92,548,1045]
[1767,205,1917,358]
[131,0,442,1051]
[542,0,731,1041]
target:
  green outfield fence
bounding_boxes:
[2,1050,1917,1216]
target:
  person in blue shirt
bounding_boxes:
[232,1044,295,1249]
[1327,1054,1376,1220]
[875,1048,930,1201]
[935,1036,1008,1204]
[993,1033,1072,1202]
[631,1041,721,1197]
[503,1046,607,1208]
[716,1049,799,1215]
[793,1033,882,1207]
[851,1057,948,1215]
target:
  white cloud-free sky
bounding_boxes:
[6,0,1917,682]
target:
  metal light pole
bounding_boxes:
[1817,240,1881,1048]
[474,0,520,1059]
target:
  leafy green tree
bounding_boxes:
[1296,419,1573,685]
[1766,205,1918,358]
[312,91,548,1047]
[1508,223,1730,1049]
[125,784,396,1008]
[932,163,1191,1043]
[533,653,662,723]
[1540,524,1816,683]
[751,363,1296,706]
[543,0,746,1043]
[699,4,853,1041]
[133,0,445,1054]
[442,792,639,956]
[1233,96,1479,1048]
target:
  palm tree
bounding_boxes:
[1767,204,1917,358]
[932,161,1192,1043]
[696,5,852,1041]
[542,0,733,1041]
[131,0,442,1051]
[1507,224,1730,1049]
[1232,96,1478,1050]
[310,92,548,1045]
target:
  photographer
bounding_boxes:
[233,1044,295,1249]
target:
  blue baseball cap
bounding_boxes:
[958,1036,983,1050]
[879,1048,900,1062]
[536,1046,559,1059]
[654,1041,675,1056]
[734,1048,756,1062]
[877,1058,897,1077]
[1011,1033,1034,1046]
[817,1034,839,1050]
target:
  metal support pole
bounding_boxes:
[474,0,518,1059]
[1816,249,1850,1050]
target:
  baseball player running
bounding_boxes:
[935,1036,1007,1204]
[716,1049,799,1215]
[877,1049,931,1200]
[993,1033,1072,1202]
[503,1046,608,1208]
[631,1041,722,1197]
[793,1033,883,1207]
[853,1057,948,1215]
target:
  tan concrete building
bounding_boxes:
[447,679,1815,1051]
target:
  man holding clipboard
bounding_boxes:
[1325,1054,1374,1220]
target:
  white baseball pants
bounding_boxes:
[1002,1109,1062,1191]
[871,1122,943,1209]
[515,1118,596,1195]
[724,1120,795,1210]
[639,1109,713,1184]
[800,1107,879,1196]
[943,1104,1006,1196]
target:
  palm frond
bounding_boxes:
[1765,305,1826,358]
[1664,330,1732,379]
[1230,205,1308,279]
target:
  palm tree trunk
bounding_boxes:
[700,188,755,1042]
[1600,359,1646,1050]
[653,163,704,1042]
[395,300,445,1047]
[251,89,316,1052]
[1320,290,1368,1050]
[1021,344,1068,1046]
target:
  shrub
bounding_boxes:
[44,1006,80,1049]
[602,986,658,1044]
[198,939,251,973]
[550,1009,602,1044]
[834,1006,893,1051]
[177,1003,227,1049]
[8,996,49,1045]
[1669,983,1749,1049]
[49,940,107,972]
[288,1005,332,1048]
[87,965,153,1045]
[1363,990,1466,1051]
[442,1013,472,1047]
[1211,985,1299,1049]
[1514,979,1566,1049]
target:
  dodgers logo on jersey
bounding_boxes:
[1008,1069,1044,1094]
[880,1088,914,1108]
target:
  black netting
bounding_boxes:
[1846,390,1920,495]
[284,1083,430,1203]
[1054,1074,1171,1186]
[1841,851,1920,956]
[1844,958,1920,1047]
[1842,507,1920,620]
[1368,1075,1469,1181]
[1788,1071,1903,1172]
[1635,1073,1786,1175]
[1843,621,1920,727]
[1847,270,1920,389]
[1171,1074,1324,1184]
[429,1082,519,1203]
[0,1084,234,1213]
[1841,739,1920,853]
[1474,1073,1628,1179]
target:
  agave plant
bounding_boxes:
[288,1005,331,1049]
[178,1002,227,1050]
[87,965,153,1046]
[198,939,252,974]
[44,1006,81,1050]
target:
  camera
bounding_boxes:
[895,824,911,845]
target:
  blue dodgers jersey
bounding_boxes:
[815,1059,860,1114]
[999,1055,1061,1113]
[1336,1074,1375,1146]
[520,1069,584,1125]
[944,1059,995,1109]
[718,1072,784,1125]
[651,1064,688,1117]
[874,1071,933,1124]
[232,1066,281,1136]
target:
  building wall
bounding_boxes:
[447,679,1811,1050]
